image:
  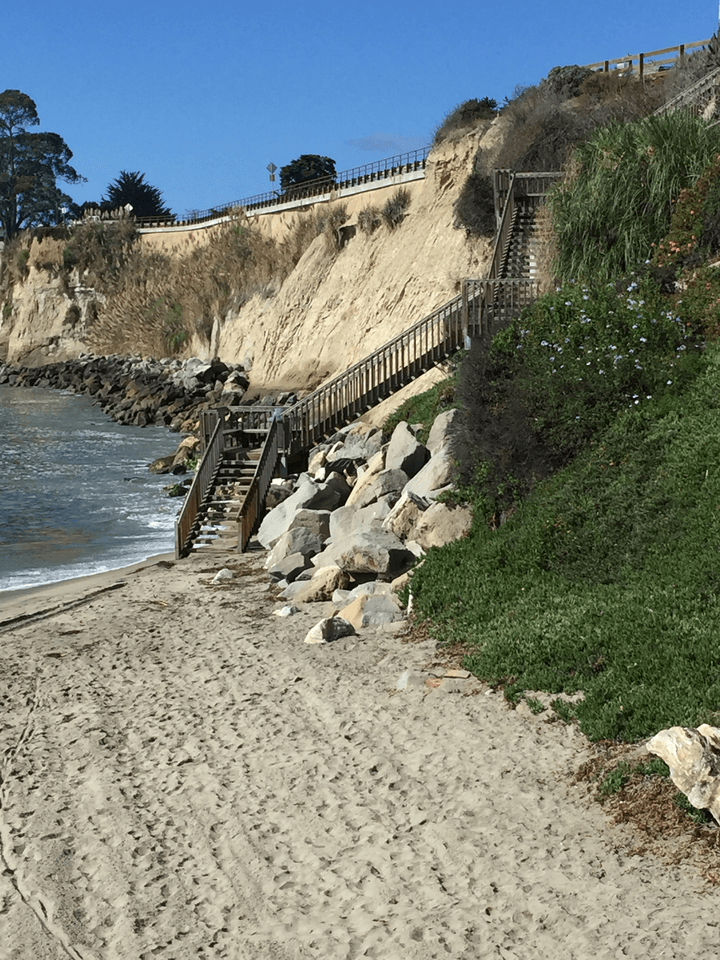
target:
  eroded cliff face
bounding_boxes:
[0,239,100,365]
[1,119,507,388]
[210,125,497,391]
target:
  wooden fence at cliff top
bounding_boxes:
[584,37,713,78]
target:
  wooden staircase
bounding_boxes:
[174,168,563,558]
[189,445,263,551]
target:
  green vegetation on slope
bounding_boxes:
[548,113,720,281]
[406,117,720,744]
[410,345,720,742]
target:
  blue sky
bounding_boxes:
[5,0,717,217]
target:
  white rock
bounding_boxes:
[211,568,234,583]
[274,605,301,617]
[646,724,720,824]
[412,501,473,549]
[403,450,455,499]
[303,617,356,645]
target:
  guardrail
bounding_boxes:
[585,38,713,77]
[175,414,225,557]
[134,146,431,230]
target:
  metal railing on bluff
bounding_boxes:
[135,146,431,230]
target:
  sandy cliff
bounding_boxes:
[1,119,506,389]
[211,127,495,391]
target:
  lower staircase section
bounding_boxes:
[175,419,282,557]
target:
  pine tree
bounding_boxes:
[103,170,172,219]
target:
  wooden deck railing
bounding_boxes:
[175,415,225,557]
[585,38,712,78]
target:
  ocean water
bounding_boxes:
[0,384,181,594]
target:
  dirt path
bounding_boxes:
[0,552,718,959]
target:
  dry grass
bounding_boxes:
[575,742,720,882]
[86,207,335,357]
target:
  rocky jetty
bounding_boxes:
[0,354,265,434]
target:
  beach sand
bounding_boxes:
[0,547,719,959]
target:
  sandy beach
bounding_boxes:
[1,547,719,960]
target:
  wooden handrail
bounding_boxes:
[175,416,225,557]
[489,173,516,280]
[237,417,282,552]
[653,65,720,117]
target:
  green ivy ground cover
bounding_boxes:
[410,344,720,742]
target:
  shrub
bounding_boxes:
[543,65,593,99]
[381,188,411,230]
[316,203,348,252]
[493,71,661,175]
[453,171,495,236]
[492,274,704,459]
[549,113,720,282]
[652,153,720,274]
[357,205,382,235]
[59,219,139,290]
[433,98,497,145]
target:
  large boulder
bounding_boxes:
[264,527,325,569]
[258,477,349,548]
[267,552,310,584]
[329,504,357,543]
[338,593,404,631]
[351,499,394,534]
[311,529,414,576]
[344,468,408,511]
[385,421,430,479]
[412,501,473,549]
[382,491,431,541]
[290,565,350,603]
[304,617,356,645]
[327,429,384,463]
[647,725,720,824]
[287,509,332,542]
[345,450,386,507]
[427,408,465,457]
[403,450,454,499]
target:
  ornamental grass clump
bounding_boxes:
[548,113,720,282]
